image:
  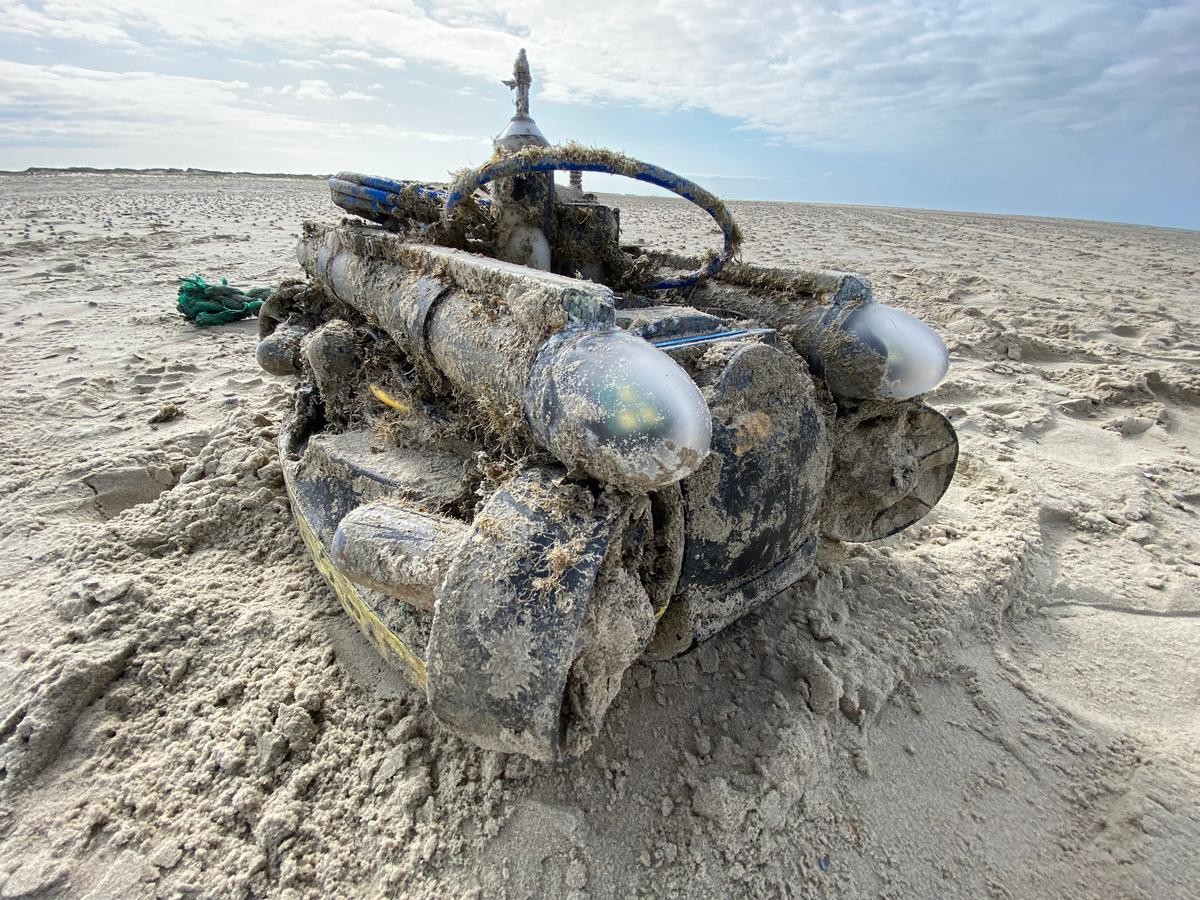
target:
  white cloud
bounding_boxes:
[0,0,1193,158]
[0,0,1196,225]
[0,0,135,46]
[0,61,276,141]
[329,49,406,69]
[0,58,485,173]
[281,79,336,102]
[278,56,362,72]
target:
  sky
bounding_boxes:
[0,0,1197,229]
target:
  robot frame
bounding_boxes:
[255,49,958,761]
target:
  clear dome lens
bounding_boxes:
[526,329,712,489]
[829,302,949,400]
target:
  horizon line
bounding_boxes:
[2,165,1194,235]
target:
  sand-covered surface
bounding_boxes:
[0,173,1197,898]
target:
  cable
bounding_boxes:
[443,148,740,289]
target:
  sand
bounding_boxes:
[0,172,1197,898]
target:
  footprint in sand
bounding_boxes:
[130,367,189,396]
[81,464,177,517]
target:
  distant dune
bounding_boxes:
[0,165,329,179]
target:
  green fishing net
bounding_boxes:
[177,275,271,326]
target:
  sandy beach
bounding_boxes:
[0,172,1197,898]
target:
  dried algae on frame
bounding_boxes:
[255,49,959,761]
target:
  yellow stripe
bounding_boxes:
[292,497,428,688]
[289,469,671,662]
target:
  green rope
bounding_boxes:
[177,274,272,326]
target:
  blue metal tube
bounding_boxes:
[329,172,490,224]
[333,171,450,202]
[329,187,394,225]
[650,328,774,350]
[329,178,406,210]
